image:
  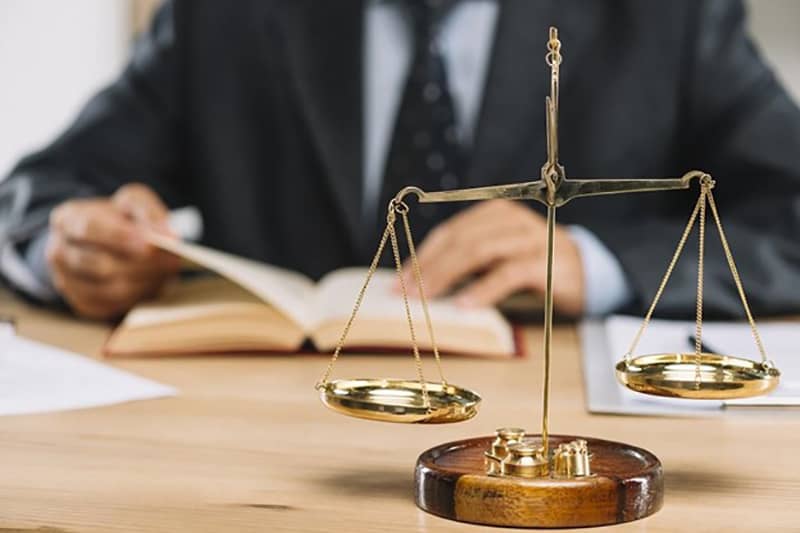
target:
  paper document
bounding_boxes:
[580,315,799,416]
[0,327,176,416]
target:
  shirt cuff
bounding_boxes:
[568,225,633,316]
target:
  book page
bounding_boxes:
[105,277,307,355]
[147,234,316,329]
[120,276,265,328]
[311,268,515,354]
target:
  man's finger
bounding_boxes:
[407,201,544,285]
[124,248,183,279]
[50,267,120,320]
[455,257,544,308]
[112,182,170,230]
[413,201,519,269]
[46,233,118,281]
[47,232,179,282]
[52,268,161,320]
[416,230,538,297]
[51,201,148,257]
[411,201,510,271]
[403,205,544,296]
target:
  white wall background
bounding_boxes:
[0,0,130,177]
[748,0,800,102]
[0,0,797,180]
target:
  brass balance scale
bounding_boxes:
[314,28,781,528]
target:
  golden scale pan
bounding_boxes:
[313,27,782,528]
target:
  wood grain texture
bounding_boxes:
[1,288,800,532]
[416,435,662,528]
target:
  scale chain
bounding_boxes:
[316,199,445,411]
[388,204,431,408]
[315,221,392,389]
[694,185,708,379]
[400,210,447,386]
[625,176,770,369]
[625,181,706,362]
[706,189,769,363]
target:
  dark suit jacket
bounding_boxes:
[2,0,800,318]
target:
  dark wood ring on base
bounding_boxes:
[415,434,663,528]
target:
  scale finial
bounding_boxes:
[543,26,564,201]
[548,27,559,50]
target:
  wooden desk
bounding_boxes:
[1,289,798,533]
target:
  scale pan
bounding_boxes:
[616,353,780,400]
[319,378,481,424]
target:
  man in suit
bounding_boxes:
[1,0,799,320]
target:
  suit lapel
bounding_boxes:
[273,1,365,255]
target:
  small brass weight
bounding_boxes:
[316,27,780,528]
[486,428,591,479]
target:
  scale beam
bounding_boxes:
[395,171,706,208]
[553,172,704,205]
[394,181,545,204]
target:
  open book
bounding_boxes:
[105,235,519,358]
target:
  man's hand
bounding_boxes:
[399,200,585,316]
[46,183,182,320]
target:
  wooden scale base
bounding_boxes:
[415,434,663,528]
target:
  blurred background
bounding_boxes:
[0,0,798,180]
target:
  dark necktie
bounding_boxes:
[378,0,466,243]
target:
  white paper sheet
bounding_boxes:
[0,328,176,416]
[580,315,799,416]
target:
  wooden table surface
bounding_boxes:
[1,289,798,533]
